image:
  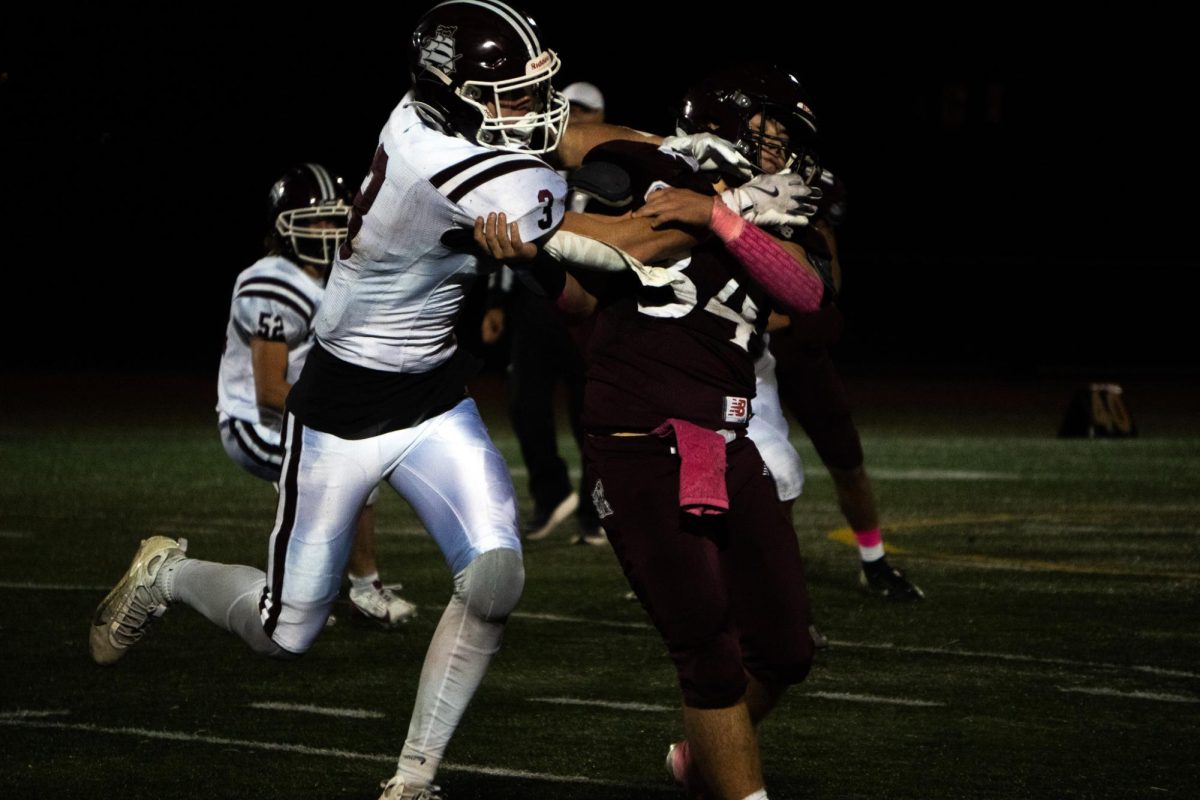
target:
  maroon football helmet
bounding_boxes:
[408,1,568,153]
[678,63,819,182]
[267,163,353,269]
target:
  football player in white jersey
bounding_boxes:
[216,163,417,627]
[92,4,577,798]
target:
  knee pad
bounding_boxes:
[744,653,813,689]
[454,548,524,623]
[672,630,749,709]
[265,642,304,661]
[742,628,815,689]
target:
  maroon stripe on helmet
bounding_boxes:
[432,1,541,59]
[304,163,336,200]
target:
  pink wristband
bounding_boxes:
[709,199,746,241]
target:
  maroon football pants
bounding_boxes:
[769,333,864,472]
[584,434,814,709]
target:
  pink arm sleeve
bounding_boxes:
[709,200,824,314]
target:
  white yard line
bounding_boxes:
[507,467,1022,481]
[839,640,1200,680]
[835,469,1021,481]
[0,718,672,790]
[530,697,673,713]
[1056,687,1198,703]
[531,693,942,710]
[249,702,386,719]
[512,611,651,630]
[0,709,71,719]
[4,580,1195,681]
[0,581,110,591]
[807,691,944,707]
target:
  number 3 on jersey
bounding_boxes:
[537,189,554,230]
[340,144,390,260]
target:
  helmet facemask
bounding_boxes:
[275,204,351,269]
[457,50,568,153]
[727,93,819,183]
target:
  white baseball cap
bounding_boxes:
[560,82,605,112]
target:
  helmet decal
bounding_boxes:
[409,1,568,154]
[419,25,460,75]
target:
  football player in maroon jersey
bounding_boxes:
[475,74,829,799]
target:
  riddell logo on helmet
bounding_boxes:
[525,52,552,74]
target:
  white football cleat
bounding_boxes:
[378,775,443,800]
[523,491,579,541]
[350,581,417,627]
[573,522,608,547]
[90,536,188,665]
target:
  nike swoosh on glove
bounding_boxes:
[720,172,823,228]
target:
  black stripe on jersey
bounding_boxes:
[236,291,315,327]
[262,413,303,638]
[446,159,553,203]
[230,421,271,468]
[232,420,285,465]
[429,150,509,188]
[236,277,317,317]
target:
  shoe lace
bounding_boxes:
[110,585,167,647]
[379,778,443,800]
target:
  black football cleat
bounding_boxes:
[860,559,925,601]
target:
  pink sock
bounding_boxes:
[855,528,885,562]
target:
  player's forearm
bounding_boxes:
[709,201,825,315]
[250,338,292,416]
[255,383,290,415]
[557,272,598,320]
[561,211,697,264]
[554,123,662,169]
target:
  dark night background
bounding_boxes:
[2,6,1195,380]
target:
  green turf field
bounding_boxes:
[2,377,1198,799]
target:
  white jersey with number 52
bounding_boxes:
[216,255,323,428]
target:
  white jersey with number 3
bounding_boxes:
[317,92,567,374]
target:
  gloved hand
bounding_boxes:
[719,172,823,228]
[659,132,754,179]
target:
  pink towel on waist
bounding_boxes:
[652,418,728,516]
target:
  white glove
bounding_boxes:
[719,172,823,228]
[659,132,754,179]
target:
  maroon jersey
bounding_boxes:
[576,142,775,432]
[582,240,773,432]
